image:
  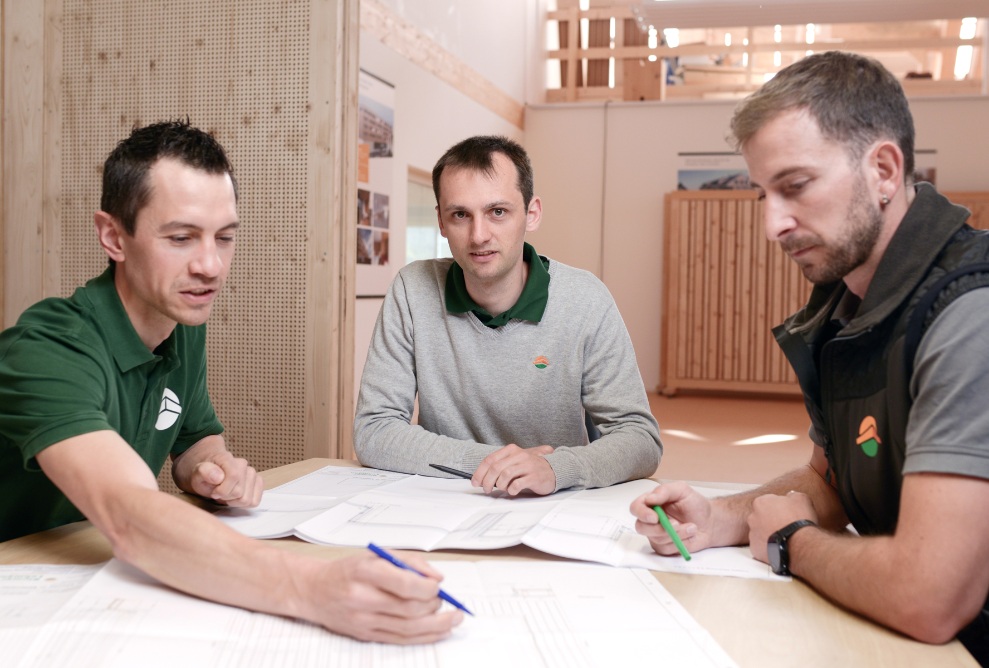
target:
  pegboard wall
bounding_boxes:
[60,0,315,491]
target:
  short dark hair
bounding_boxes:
[432,135,534,209]
[101,119,236,235]
[730,51,916,179]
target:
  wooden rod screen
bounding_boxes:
[661,190,812,396]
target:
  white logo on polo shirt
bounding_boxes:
[156,388,182,430]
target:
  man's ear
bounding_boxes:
[95,211,126,263]
[871,140,905,203]
[525,196,543,233]
[435,205,448,239]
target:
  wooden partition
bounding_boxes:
[661,189,989,396]
[945,191,989,230]
[3,0,359,494]
[661,190,810,396]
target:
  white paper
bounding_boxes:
[213,465,407,538]
[0,564,102,667]
[0,559,737,668]
[215,466,781,581]
[287,471,781,581]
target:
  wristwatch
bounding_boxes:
[767,519,816,576]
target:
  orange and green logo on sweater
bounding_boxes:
[856,415,882,457]
[533,355,550,369]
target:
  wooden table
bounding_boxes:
[0,458,977,668]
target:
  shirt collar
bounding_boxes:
[445,242,551,328]
[82,267,178,372]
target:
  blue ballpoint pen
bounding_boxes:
[367,543,474,616]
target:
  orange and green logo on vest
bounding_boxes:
[856,415,882,457]
[533,355,549,369]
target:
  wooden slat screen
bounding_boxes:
[661,190,989,396]
[944,191,989,231]
[661,190,812,396]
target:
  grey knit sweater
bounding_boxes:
[354,257,662,491]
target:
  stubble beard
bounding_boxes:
[801,179,884,286]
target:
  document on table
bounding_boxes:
[0,559,738,668]
[0,564,104,668]
[212,465,407,538]
[215,465,781,581]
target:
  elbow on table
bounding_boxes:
[351,417,375,463]
[351,429,393,471]
[637,430,663,475]
[352,436,367,461]
[893,592,982,645]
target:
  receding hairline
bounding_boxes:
[435,152,526,203]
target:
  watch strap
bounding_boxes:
[776,519,816,541]
[769,519,817,576]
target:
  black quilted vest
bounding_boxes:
[774,184,989,662]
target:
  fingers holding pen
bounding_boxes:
[311,552,464,645]
[630,482,712,555]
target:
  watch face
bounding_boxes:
[766,520,814,576]
[767,539,785,575]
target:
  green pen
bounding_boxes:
[653,505,692,561]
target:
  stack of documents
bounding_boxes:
[214,465,781,581]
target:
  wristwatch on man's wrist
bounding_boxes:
[767,519,816,576]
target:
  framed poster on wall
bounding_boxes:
[356,69,396,296]
[676,152,750,190]
[676,149,938,191]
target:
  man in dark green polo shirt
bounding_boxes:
[0,120,461,644]
[354,135,661,495]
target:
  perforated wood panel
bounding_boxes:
[60,0,314,490]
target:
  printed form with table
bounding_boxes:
[1,465,781,667]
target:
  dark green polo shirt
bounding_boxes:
[0,267,224,541]
[445,242,551,328]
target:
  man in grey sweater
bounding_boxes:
[354,136,661,496]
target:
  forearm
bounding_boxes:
[572,301,661,490]
[108,485,316,622]
[712,463,846,547]
[545,426,660,490]
[39,431,460,643]
[786,473,989,644]
[39,432,308,621]
[355,412,497,475]
[787,528,967,643]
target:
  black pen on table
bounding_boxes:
[429,463,473,480]
[367,543,474,616]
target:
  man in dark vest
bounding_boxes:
[631,51,989,663]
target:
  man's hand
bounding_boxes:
[747,490,818,563]
[308,550,464,644]
[630,482,716,555]
[172,436,263,507]
[472,444,556,495]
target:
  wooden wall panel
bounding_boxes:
[2,1,45,328]
[1,1,4,327]
[49,0,357,489]
[945,191,989,230]
[661,190,812,396]
[661,190,989,396]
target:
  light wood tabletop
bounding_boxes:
[0,458,977,668]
